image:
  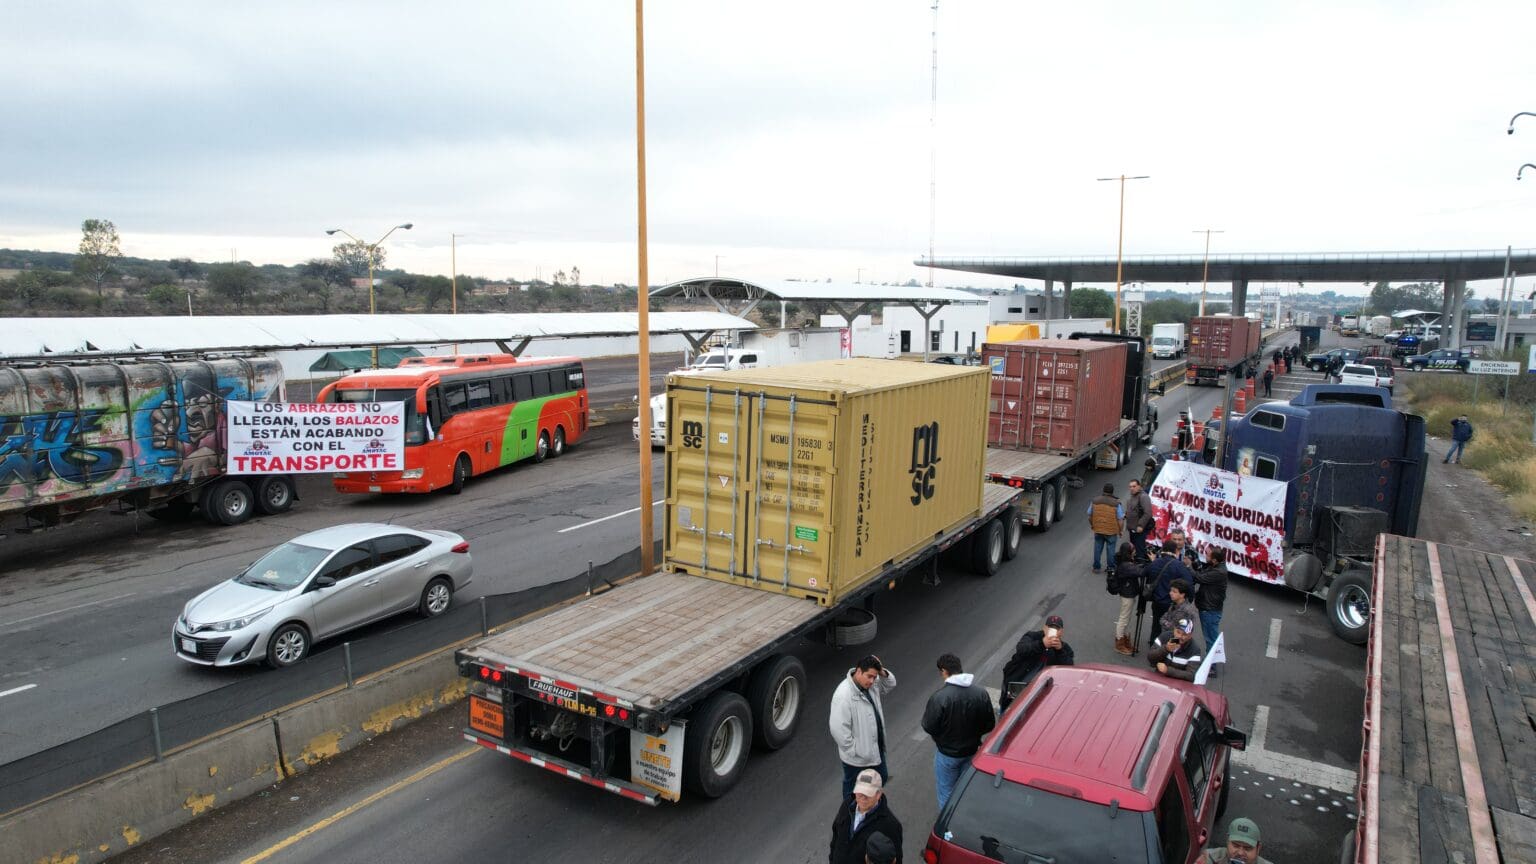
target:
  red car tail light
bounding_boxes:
[451,541,470,553]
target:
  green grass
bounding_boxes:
[1399,368,1536,519]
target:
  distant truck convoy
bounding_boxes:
[1149,322,1186,359]
[459,359,1024,804]
[634,328,846,446]
[0,356,296,530]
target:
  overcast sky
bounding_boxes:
[3,1,1535,298]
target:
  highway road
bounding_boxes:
[98,331,1378,864]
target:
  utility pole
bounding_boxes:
[635,0,655,575]
[1193,229,1224,316]
[1098,174,1150,334]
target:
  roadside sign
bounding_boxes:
[1470,359,1520,376]
[1529,343,1536,372]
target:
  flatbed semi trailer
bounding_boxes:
[983,417,1137,529]
[456,482,1022,804]
[1353,534,1536,863]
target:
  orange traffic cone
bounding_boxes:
[1247,377,1257,397]
[1211,404,1222,422]
[1235,389,1248,412]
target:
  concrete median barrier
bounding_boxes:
[275,650,465,776]
[2,718,282,864]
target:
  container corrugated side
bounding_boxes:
[1189,317,1259,364]
[981,339,1128,454]
[664,358,987,606]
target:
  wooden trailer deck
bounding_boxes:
[1360,535,1536,863]
[984,419,1135,486]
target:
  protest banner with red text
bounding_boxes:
[1148,460,1287,584]
[226,401,404,474]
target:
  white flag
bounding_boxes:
[1194,632,1227,686]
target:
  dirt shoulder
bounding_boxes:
[1417,431,1536,559]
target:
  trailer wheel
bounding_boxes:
[1001,506,1023,561]
[201,479,254,526]
[1035,485,1056,533]
[1327,568,1372,645]
[970,518,1004,576]
[1053,477,1069,524]
[746,654,806,750]
[683,691,753,798]
[255,476,295,515]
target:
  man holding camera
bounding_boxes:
[1147,615,1204,682]
[997,614,1074,712]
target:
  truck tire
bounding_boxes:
[970,518,1004,576]
[829,608,878,646]
[1035,485,1056,533]
[1327,568,1372,645]
[745,654,806,750]
[1001,506,1024,561]
[201,479,254,526]
[255,476,296,515]
[1053,477,1069,524]
[683,691,753,798]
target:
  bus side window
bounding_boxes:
[442,383,468,416]
[467,379,492,409]
[426,388,443,432]
[513,373,533,402]
[566,365,585,390]
[531,372,552,398]
[491,376,512,405]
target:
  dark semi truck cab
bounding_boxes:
[1218,384,1425,643]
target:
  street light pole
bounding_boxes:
[635,0,656,576]
[1192,228,1223,316]
[325,222,414,367]
[1098,174,1149,334]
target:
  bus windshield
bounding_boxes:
[334,387,427,445]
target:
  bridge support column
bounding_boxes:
[1231,280,1248,316]
[1439,281,1453,345]
[1447,279,1467,350]
[1062,280,1073,318]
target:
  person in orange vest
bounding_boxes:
[1086,482,1124,573]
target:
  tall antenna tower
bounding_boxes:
[927,0,939,288]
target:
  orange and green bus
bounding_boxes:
[316,354,588,494]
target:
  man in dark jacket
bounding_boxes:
[998,614,1074,711]
[1445,414,1473,464]
[1148,616,1204,682]
[1145,529,1195,647]
[1124,479,1155,560]
[922,653,996,810]
[830,769,903,864]
[1261,367,1274,397]
[1194,547,1230,658]
[1111,542,1146,655]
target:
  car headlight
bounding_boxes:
[208,607,274,632]
[401,468,424,479]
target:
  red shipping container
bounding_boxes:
[1188,316,1261,364]
[982,339,1128,454]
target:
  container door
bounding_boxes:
[665,383,751,581]
[1029,348,1087,453]
[985,345,1034,450]
[743,391,837,600]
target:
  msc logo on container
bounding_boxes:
[680,420,704,449]
[909,421,941,505]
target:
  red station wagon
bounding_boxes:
[924,665,1247,864]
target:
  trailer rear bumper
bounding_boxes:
[463,732,660,806]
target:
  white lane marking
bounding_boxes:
[0,593,138,629]
[557,500,663,534]
[1266,618,1282,659]
[0,684,38,699]
[1234,704,1356,793]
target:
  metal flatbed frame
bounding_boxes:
[984,418,1136,490]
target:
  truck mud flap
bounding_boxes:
[463,732,660,806]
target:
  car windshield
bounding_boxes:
[335,388,427,445]
[937,770,1151,863]
[1342,365,1374,375]
[236,542,331,590]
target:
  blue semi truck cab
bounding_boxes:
[1215,384,1426,643]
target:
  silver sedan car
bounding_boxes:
[173,523,474,668]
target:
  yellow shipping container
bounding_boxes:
[664,358,987,606]
[985,323,1040,344]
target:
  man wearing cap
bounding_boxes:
[829,768,904,864]
[997,615,1074,711]
[1201,817,1272,863]
[1147,615,1204,682]
[830,655,897,798]
[921,653,996,810]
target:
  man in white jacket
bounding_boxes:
[828,655,897,798]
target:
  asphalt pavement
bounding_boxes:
[105,333,1372,864]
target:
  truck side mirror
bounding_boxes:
[1221,725,1248,751]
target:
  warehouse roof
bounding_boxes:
[652,278,984,305]
[0,311,756,360]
